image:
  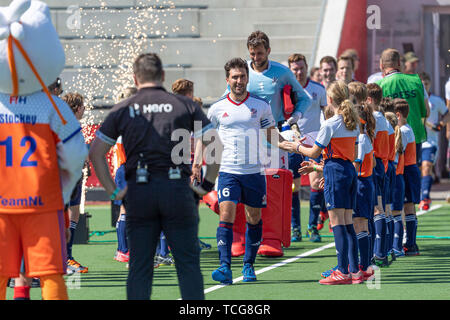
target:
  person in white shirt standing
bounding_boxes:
[208,58,290,285]
[418,72,450,210]
[288,53,328,242]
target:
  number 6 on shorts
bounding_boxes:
[218,187,230,199]
[217,172,246,204]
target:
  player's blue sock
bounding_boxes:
[116,215,127,253]
[373,213,386,258]
[393,215,403,251]
[243,220,263,265]
[385,215,392,255]
[368,218,374,257]
[413,215,418,246]
[308,189,322,227]
[291,191,301,230]
[345,224,359,273]
[420,175,433,201]
[159,232,169,256]
[357,231,370,271]
[67,220,77,260]
[332,225,349,274]
[388,216,394,252]
[404,214,416,247]
[217,221,233,266]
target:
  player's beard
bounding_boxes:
[231,83,247,99]
[252,58,268,69]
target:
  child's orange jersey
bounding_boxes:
[315,114,359,162]
[355,133,373,177]
[0,93,81,214]
[383,118,396,172]
[373,111,389,162]
[395,153,405,175]
[400,124,416,166]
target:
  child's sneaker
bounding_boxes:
[418,199,431,211]
[114,251,129,263]
[155,254,175,266]
[291,228,302,242]
[67,258,88,274]
[321,265,338,278]
[392,248,405,257]
[317,211,329,231]
[319,270,352,285]
[199,239,212,250]
[309,227,321,243]
[373,255,389,267]
[359,265,375,281]
[350,270,364,284]
[403,245,419,256]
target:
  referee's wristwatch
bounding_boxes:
[110,187,121,201]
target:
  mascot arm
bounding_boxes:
[57,131,88,204]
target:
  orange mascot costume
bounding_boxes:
[0,0,88,300]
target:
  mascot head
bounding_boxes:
[0,0,65,96]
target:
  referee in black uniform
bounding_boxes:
[89,53,222,300]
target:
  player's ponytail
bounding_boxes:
[327,80,359,131]
[394,125,403,154]
[348,81,373,138]
[385,111,403,154]
[358,103,376,143]
[340,99,359,131]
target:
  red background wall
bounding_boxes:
[337,0,368,82]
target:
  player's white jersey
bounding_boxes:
[367,72,383,84]
[297,78,327,139]
[373,111,390,134]
[386,118,395,136]
[208,93,276,174]
[423,94,449,148]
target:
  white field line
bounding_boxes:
[201,203,443,297]
[416,204,442,216]
[203,242,336,296]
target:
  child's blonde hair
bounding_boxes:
[323,105,335,120]
[327,80,359,131]
[348,81,367,106]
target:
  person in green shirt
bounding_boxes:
[376,48,430,166]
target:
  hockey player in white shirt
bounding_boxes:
[288,53,328,243]
[207,58,291,284]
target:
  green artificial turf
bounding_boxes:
[5,202,450,300]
